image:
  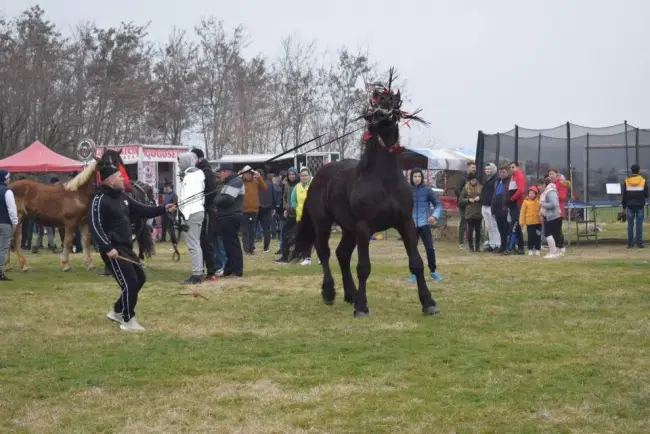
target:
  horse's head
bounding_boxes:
[360,69,428,153]
[96,148,132,192]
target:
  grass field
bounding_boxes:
[1,237,650,433]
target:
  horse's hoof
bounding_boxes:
[87,264,96,271]
[21,267,30,273]
[5,266,11,272]
[423,305,441,316]
[344,297,355,305]
[354,310,370,318]
[322,298,335,306]
[62,265,72,272]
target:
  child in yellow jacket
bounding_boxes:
[519,186,543,256]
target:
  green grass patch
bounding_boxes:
[1,240,650,433]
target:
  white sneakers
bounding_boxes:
[106,311,123,324]
[106,310,145,331]
[527,250,541,256]
[300,258,311,266]
[120,319,145,331]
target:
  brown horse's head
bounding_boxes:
[97,148,132,192]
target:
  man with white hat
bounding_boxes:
[0,169,18,281]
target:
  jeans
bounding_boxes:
[242,212,258,253]
[507,203,524,251]
[257,207,273,251]
[458,207,466,245]
[627,206,645,246]
[0,223,12,273]
[416,225,437,273]
[277,217,286,249]
[495,215,509,252]
[213,234,227,270]
[220,214,243,276]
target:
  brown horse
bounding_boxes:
[6,160,100,272]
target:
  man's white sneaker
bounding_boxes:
[534,250,541,256]
[544,253,559,259]
[120,318,145,331]
[106,311,124,324]
[528,250,534,256]
[215,268,224,277]
[300,258,311,266]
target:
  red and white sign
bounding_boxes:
[139,161,158,192]
[94,145,141,163]
[142,147,186,162]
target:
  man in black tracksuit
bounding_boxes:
[214,163,245,277]
[89,163,174,331]
[191,148,218,279]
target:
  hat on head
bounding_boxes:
[0,170,9,182]
[216,162,234,172]
[190,147,205,160]
[238,165,254,175]
[528,186,539,194]
[99,164,119,182]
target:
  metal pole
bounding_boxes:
[514,125,519,163]
[536,133,542,179]
[566,122,571,176]
[585,133,590,203]
[623,121,630,176]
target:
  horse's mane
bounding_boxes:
[64,160,98,191]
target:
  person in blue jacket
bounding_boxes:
[408,168,444,283]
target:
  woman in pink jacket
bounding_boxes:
[547,168,568,255]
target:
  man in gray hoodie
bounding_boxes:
[480,162,500,251]
[177,152,206,284]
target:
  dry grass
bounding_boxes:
[1,236,650,433]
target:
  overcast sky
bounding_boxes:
[3,0,649,152]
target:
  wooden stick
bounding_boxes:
[116,255,144,267]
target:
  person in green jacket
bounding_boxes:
[458,173,483,252]
[275,168,299,264]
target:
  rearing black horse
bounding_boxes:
[291,77,441,317]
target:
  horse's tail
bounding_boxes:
[290,206,316,258]
[137,220,155,258]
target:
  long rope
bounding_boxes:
[175,126,364,210]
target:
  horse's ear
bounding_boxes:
[117,148,123,155]
[94,157,100,163]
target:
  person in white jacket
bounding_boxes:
[177,152,206,284]
[0,169,18,281]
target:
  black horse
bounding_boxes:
[291,77,440,317]
[97,149,159,263]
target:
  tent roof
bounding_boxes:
[0,141,84,173]
[404,147,471,171]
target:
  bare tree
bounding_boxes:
[148,28,198,145]
[194,17,247,159]
[322,47,373,158]
[271,35,321,151]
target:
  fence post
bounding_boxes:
[514,125,519,163]
[536,133,542,178]
[566,122,571,176]
[624,120,629,175]
[585,133,590,203]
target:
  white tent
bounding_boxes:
[405,148,472,171]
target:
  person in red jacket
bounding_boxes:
[547,168,568,254]
[507,161,527,253]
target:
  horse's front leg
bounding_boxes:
[60,225,75,271]
[79,224,95,271]
[353,222,372,317]
[396,220,440,315]
[335,229,358,305]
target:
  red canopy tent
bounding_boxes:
[0,140,84,173]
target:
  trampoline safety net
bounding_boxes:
[475,122,650,203]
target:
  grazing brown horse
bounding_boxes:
[291,73,441,317]
[6,160,100,272]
